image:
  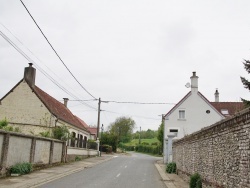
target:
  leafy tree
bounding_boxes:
[108,117,135,143]
[241,60,250,107]
[101,132,118,152]
[157,122,164,147]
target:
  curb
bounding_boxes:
[155,163,176,188]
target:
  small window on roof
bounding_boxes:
[221,109,229,115]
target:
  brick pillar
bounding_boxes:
[30,138,36,163]
[49,140,54,165]
[0,133,10,176]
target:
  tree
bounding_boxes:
[101,132,118,152]
[240,60,250,107]
[157,122,164,147]
[108,117,135,143]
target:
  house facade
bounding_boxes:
[163,72,244,163]
[0,63,91,148]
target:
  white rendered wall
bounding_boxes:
[164,92,224,140]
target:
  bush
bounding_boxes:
[53,126,70,141]
[87,140,97,150]
[75,156,81,161]
[135,144,162,155]
[190,173,202,188]
[39,131,51,138]
[166,162,176,173]
[101,144,112,153]
[0,118,8,128]
[10,162,32,175]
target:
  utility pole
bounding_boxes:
[96,98,101,139]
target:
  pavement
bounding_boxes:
[0,153,188,188]
[155,160,189,188]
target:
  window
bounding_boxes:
[179,110,185,119]
[170,129,178,133]
[221,109,229,115]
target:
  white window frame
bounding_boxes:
[178,110,186,120]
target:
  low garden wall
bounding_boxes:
[0,130,66,177]
[173,108,250,188]
[67,147,99,161]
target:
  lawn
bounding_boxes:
[125,138,160,146]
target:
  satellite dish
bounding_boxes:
[185,82,190,88]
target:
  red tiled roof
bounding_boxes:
[164,89,244,118]
[88,127,97,135]
[210,102,245,117]
[75,116,97,135]
[33,85,89,132]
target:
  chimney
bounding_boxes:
[24,63,36,88]
[190,71,198,93]
[63,98,69,108]
[214,89,219,102]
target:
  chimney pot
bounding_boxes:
[190,71,199,93]
[24,63,36,88]
[63,98,69,107]
[215,89,219,102]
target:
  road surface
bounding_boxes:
[39,152,165,188]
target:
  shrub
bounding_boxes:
[0,118,8,128]
[166,162,176,174]
[53,126,70,141]
[39,131,51,138]
[75,156,81,161]
[87,140,98,150]
[190,173,202,188]
[2,126,13,132]
[101,144,112,153]
[10,162,32,175]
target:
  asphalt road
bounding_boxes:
[39,152,166,188]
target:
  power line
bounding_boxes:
[0,22,89,102]
[19,0,97,100]
[102,100,175,105]
[0,29,97,110]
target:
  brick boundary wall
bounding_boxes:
[173,108,250,188]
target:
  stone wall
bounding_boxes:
[0,130,66,177]
[173,108,250,188]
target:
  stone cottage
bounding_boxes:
[0,63,91,147]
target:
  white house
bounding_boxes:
[163,72,244,163]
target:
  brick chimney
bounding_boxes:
[24,63,36,88]
[190,72,198,93]
[214,89,219,102]
[63,98,69,108]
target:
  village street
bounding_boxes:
[39,152,165,188]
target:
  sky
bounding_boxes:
[0,0,250,132]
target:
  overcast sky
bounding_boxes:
[1,0,250,132]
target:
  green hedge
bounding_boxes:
[119,143,162,155]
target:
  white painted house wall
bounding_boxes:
[163,72,225,163]
[165,92,224,139]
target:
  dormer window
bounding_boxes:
[221,109,229,115]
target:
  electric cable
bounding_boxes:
[20,0,97,100]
